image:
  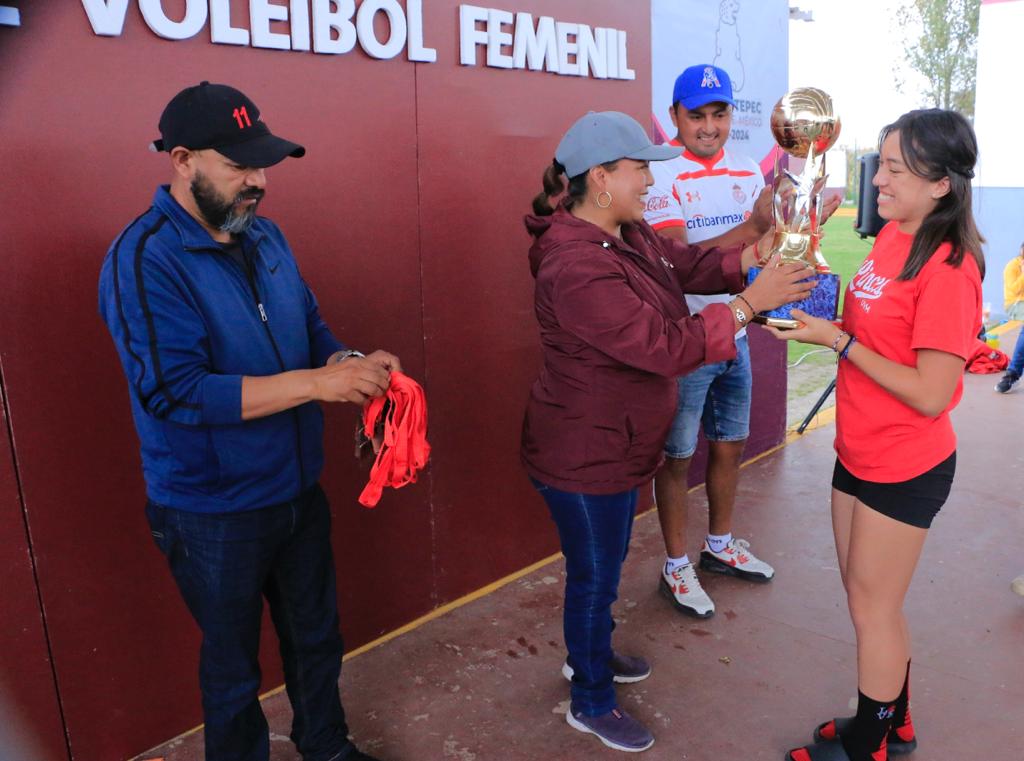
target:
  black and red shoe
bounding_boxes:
[814,716,917,755]
[786,738,888,761]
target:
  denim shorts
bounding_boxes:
[664,335,752,459]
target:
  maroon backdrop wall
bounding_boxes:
[0,2,685,758]
[0,365,66,761]
[0,3,786,758]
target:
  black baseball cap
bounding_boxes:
[151,81,305,168]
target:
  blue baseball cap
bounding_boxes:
[555,111,680,178]
[672,65,735,110]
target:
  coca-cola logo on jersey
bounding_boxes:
[646,195,670,211]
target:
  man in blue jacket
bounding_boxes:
[99,82,394,761]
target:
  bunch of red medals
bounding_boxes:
[358,371,430,508]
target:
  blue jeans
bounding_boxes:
[145,484,352,761]
[1009,327,1024,376]
[531,478,637,716]
[664,335,752,459]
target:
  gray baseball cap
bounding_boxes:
[555,111,681,178]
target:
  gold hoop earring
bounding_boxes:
[596,191,613,209]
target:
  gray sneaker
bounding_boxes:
[996,371,1020,393]
[561,652,652,684]
[566,706,655,752]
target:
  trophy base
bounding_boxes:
[752,315,803,330]
[746,268,841,328]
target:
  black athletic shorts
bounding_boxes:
[831,452,956,529]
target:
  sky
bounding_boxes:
[788,0,932,150]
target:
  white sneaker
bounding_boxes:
[659,562,714,618]
[699,538,775,582]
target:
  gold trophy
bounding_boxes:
[748,87,842,329]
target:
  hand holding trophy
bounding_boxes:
[747,87,843,329]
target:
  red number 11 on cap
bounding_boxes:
[233,106,252,129]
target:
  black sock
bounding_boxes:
[841,690,896,760]
[890,661,914,740]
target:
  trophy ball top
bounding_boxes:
[770,87,842,159]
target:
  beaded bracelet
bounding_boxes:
[830,331,848,353]
[735,293,756,316]
[839,335,857,360]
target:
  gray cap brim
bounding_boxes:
[556,111,682,177]
[628,144,683,163]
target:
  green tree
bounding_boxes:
[896,0,980,117]
[844,146,877,203]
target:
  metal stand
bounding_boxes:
[796,377,836,434]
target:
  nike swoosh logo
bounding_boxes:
[268,262,279,274]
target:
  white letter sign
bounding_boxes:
[312,0,357,54]
[459,4,488,66]
[250,0,291,50]
[81,0,130,36]
[210,0,248,46]
[79,1,633,81]
[356,0,407,60]
[139,0,207,40]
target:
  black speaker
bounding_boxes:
[854,152,885,238]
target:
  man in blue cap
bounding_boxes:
[644,64,778,618]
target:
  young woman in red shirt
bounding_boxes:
[522,111,815,753]
[772,109,985,761]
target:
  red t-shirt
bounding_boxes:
[836,222,982,482]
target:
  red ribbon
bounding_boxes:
[358,371,430,507]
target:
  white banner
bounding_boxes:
[975,0,1024,189]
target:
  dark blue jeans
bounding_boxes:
[145,484,352,761]
[531,478,638,716]
[1009,327,1024,376]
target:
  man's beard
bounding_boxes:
[190,172,264,234]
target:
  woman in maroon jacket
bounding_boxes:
[522,111,815,753]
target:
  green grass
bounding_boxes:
[785,212,874,367]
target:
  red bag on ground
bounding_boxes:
[358,371,430,507]
[966,339,1009,374]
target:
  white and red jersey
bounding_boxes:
[644,142,763,330]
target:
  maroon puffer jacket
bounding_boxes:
[521,207,744,494]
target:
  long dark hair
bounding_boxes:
[531,159,619,215]
[879,109,985,281]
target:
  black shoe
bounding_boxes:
[344,749,383,761]
[813,716,918,755]
[995,372,1020,393]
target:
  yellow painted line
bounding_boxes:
[786,403,837,437]
[339,408,838,660]
[134,406,841,756]
[349,404,841,646]
[989,320,1021,337]
[831,207,857,218]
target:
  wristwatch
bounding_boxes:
[330,349,365,364]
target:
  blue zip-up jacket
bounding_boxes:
[98,186,345,512]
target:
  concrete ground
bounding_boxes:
[140,329,1024,761]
